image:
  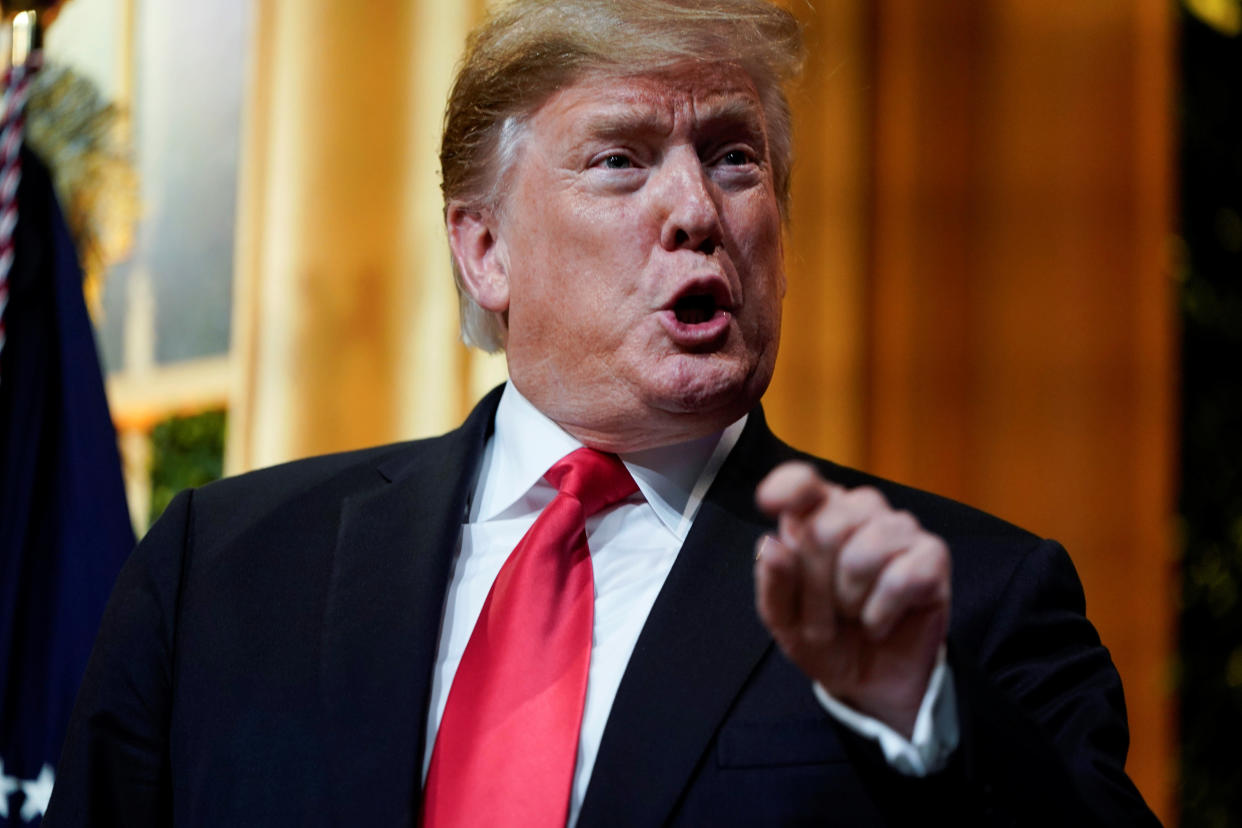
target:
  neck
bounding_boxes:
[512,384,752,454]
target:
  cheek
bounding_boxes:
[562,208,655,305]
[565,198,650,253]
[727,206,784,344]
[732,206,784,288]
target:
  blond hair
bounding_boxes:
[441,0,804,351]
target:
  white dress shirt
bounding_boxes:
[423,384,957,826]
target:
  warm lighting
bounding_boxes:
[9,10,34,66]
[1185,0,1242,35]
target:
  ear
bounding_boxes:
[447,202,510,313]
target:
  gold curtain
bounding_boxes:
[861,4,1175,820]
[227,0,503,473]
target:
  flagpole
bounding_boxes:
[0,7,40,387]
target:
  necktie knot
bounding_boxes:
[544,447,638,518]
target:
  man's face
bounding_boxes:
[480,64,785,451]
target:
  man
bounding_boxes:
[46,0,1159,825]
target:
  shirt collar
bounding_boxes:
[473,383,746,542]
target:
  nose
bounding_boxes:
[657,148,723,255]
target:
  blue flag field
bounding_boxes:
[0,149,135,825]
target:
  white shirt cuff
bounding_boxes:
[811,647,960,776]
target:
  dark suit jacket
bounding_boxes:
[45,386,1159,826]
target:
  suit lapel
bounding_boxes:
[321,387,501,824]
[578,410,795,827]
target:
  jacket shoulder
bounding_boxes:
[192,439,429,521]
[738,412,1040,546]
[185,384,506,537]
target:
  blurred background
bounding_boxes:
[2,0,1239,824]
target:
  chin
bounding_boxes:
[647,353,771,421]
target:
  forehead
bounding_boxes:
[529,62,767,139]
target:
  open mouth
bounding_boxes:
[660,277,734,345]
[673,293,720,325]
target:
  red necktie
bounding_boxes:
[423,448,638,828]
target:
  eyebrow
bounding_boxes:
[581,108,673,142]
[579,96,768,148]
[697,98,769,146]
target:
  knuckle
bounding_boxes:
[891,509,920,533]
[837,549,873,585]
[917,534,952,569]
[849,486,889,514]
[898,548,950,603]
[810,509,847,548]
[873,509,917,538]
[784,461,820,489]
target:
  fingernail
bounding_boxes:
[755,533,778,561]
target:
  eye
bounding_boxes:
[720,149,754,166]
[600,154,633,169]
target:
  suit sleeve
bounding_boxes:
[832,539,1161,827]
[42,490,194,827]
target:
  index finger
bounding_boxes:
[755,461,836,519]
